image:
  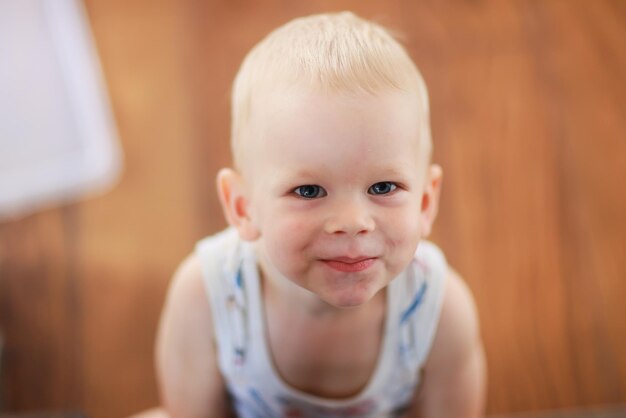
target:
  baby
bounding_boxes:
[155,12,486,418]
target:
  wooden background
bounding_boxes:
[1,0,625,417]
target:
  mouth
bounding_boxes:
[320,256,378,273]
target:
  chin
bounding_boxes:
[319,281,384,308]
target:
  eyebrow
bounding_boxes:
[291,169,319,178]
[269,168,320,190]
[369,166,414,179]
[282,166,412,179]
[275,168,322,181]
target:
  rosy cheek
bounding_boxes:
[384,211,421,251]
[277,212,316,235]
[385,207,419,232]
[266,214,316,257]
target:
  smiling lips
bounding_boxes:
[321,256,377,273]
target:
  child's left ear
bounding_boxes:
[419,164,443,238]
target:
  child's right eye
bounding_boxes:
[293,185,327,199]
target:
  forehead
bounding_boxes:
[243,88,426,177]
[259,87,421,132]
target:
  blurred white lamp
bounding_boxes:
[0,0,122,221]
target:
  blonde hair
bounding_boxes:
[231,12,431,169]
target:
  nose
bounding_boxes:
[323,198,375,236]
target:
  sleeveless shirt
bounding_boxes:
[196,228,447,418]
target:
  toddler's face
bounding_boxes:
[242,88,434,308]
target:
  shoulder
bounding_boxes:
[156,252,231,416]
[157,227,242,373]
[162,253,210,329]
[156,253,214,373]
[424,267,482,372]
[412,268,487,416]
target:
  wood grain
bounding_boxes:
[0,0,624,416]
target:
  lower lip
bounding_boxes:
[322,258,377,273]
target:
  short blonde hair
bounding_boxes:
[231,12,431,169]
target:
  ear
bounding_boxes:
[216,168,260,241]
[419,164,443,238]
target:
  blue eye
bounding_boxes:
[294,185,326,199]
[368,182,397,195]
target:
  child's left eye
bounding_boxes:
[368,182,397,195]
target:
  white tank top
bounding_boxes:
[196,228,447,418]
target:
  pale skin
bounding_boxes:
[149,88,486,418]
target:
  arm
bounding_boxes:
[155,255,232,418]
[408,268,487,418]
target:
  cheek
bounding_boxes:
[260,209,318,269]
[263,209,316,241]
[384,203,422,236]
[381,206,422,259]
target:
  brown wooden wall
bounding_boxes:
[1,1,625,417]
